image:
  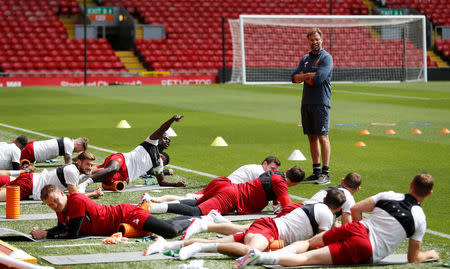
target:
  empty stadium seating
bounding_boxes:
[383,0,450,26]
[435,39,450,63]
[0,0,127,77]
[100,0,370,75]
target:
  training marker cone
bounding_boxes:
[288,149,306,161]
[355,141,366,147]
[165,127,177,137]
[211,137,228,146]
[116,120,131,128]
[360,130,370,135]
[412,129,422,134]
[385,129,396,135]
[441,128,450,134]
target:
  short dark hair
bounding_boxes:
[76,151,95,161]
[262,156,281,167]
[412,172,433,197]
[307,27,322,39]
[286,166,305,183]
[324,188,346,210]
[41,184,58,200]
[161,151,170,165]
[343,172,361,190]
[15,135,28,148]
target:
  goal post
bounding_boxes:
[229,15,427,84]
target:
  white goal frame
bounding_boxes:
[231,15,427,84]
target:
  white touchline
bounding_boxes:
[276,85,432,100]
[1,122,449,240]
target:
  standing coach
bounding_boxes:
[292,27,333,185]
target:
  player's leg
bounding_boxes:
[0,188,6,202]
[315,105,331,185]
[302,105,321,181]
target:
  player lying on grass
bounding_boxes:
[30,185,214,240]
[233,172,439,268]
[0,135,28,171]
[78,115,186,191]
[143,156,281,203]
[146,167,305,216]
[143,188,345,260]
[179,172,362,240]
[0,151,103,201]
[21,137,88,165]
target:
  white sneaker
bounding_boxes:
[182,218,205,240]
[178,243,202,260]
[143,237,166,256]
[233,249,261,269]
[209,209,231,224]
[137,193,152,208]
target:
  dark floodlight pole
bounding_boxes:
[221,16,226,84]
[84,0,87,86]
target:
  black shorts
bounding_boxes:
[301,104,330,135]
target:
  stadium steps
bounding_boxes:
[362,0,378,14]
[115,51,147,73]
[427,50,449,67]
[60,17,79,39]
[75,0,97,7]
[134,18,143,39]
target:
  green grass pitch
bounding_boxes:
[0,82,449,268]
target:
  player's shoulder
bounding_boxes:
[68,192,87,202]
[64,163,79,172]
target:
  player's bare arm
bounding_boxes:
[407,238,439,263]
[149,115,184,140]
[350,196,375,221]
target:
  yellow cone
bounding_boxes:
[211,137,228,146]
[116,120,131,128]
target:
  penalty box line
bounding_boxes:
[0,122,449,240]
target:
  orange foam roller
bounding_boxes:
[117,223,153,238]
[6,186,20,219]
[102,181,125,192]
[265,239,284,251]
[20,159,31,169]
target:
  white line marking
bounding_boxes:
[275,85,432,100]
[1,123,448,239]
[334,90,432,100]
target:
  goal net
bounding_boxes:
[229,15,427,84]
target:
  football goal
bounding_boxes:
[229,15,427,84]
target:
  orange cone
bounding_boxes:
[360,130,370,135]
[385,129,396,134]
[412,129,422,134]
[441,128,450,133]
[355,141,366,147]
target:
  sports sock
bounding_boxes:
[9,170,21,177]
[271,244,297,254]
[313,163,321,175]
[258,251,279,265]
[321,166,329,175]
[179,242,218,260]
[199,242,218,252]
[167,200,180,204]
[77,178,94,193]
[149,202,168,213]
[165,240,184,250]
